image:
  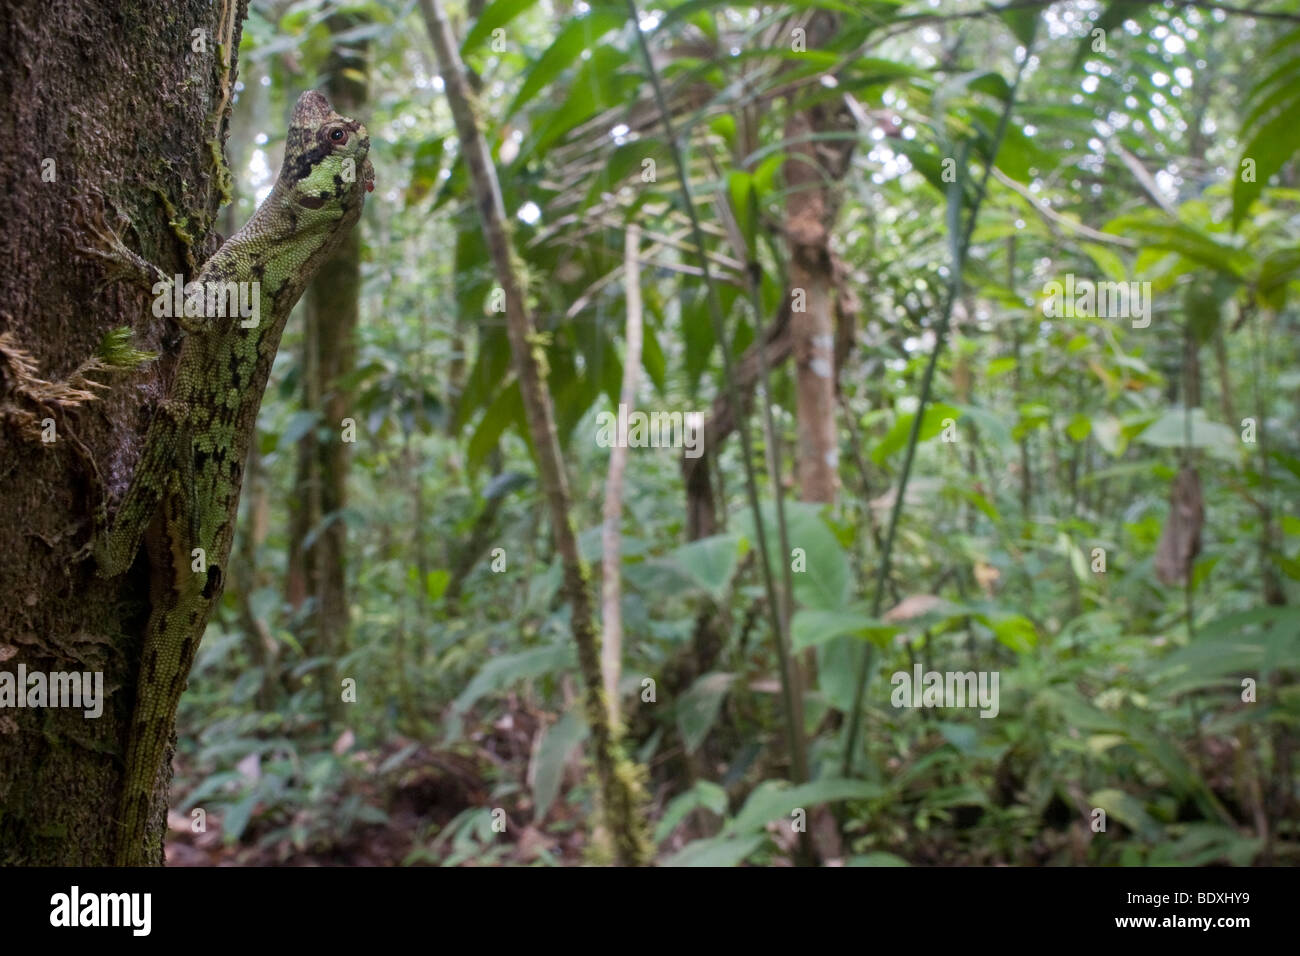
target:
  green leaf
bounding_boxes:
[791,608,894,651]
[976,611,1037,652]
[424,569,449,602]
[1089,788,1160,839]
[676,672,735,754]
[1071,1,1129,70]
[654,781,728,843]
[1257,246,1300,308]
[448,645,575,740]
[728,170,755,252]
[999,6,1039,47]
[1107,213,1244,276]
[847,852,909,866]
[1149,824,1262,867]
[728,779,884,835]
[659,533,747,603]
[660,834,766,867]
[736,502,851,610]
[462,0,542,55]
[524,46,638,160]
[1081,242,1128,283]
[405,136,445,206]
[986,356,1016,378]
[872,402,960,465]
[818,635,867,712]
[467,382,526,472]
[1135,407,1240,462]
[1233,96,1300,229]
[1066,413,1092,442]
[530,709,589,821]
[506,11,625,118]
[222,791,259,843]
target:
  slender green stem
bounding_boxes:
[625,3,811,797]
[840,31,1037,778]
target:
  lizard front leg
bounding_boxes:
[75,199,215,336]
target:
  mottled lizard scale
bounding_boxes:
[94,91,372,865]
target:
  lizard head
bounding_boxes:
[277,89,374,223]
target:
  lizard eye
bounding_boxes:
[329,127,347,145]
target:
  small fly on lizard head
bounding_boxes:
[278,89,375,222]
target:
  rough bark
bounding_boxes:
[0,0,248,864]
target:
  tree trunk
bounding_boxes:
[0,0,248,864]
[600,225,643,725]
[783,11,855,505]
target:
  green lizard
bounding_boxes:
[88,90,373,865]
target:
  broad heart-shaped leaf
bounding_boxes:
[734,501,850,610]
[1134,407,1240,462]
[791,607,895,651]
[726,779,885,835]
[676,672,735,755]
[660,834,766,868]
[659,533,747,603]
[529,708,588,822]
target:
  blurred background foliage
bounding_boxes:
[172,0,1299,866]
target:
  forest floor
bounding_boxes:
[165,706,598,866]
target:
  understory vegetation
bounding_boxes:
[171,0,1300,866]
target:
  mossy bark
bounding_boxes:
[0,0,248,864]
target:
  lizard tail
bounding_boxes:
[114,615,200,866]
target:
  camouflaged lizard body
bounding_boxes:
[95,90,373,865]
